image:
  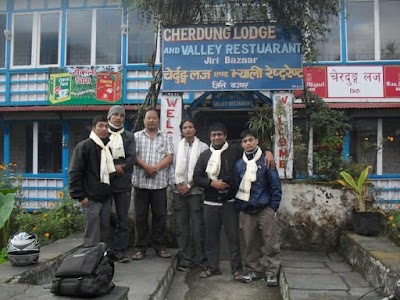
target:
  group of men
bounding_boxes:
[68,106,282,286]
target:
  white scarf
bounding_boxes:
[206,142,229,180]
[175,137,201,184]
[236,147,262,202]
[90,131,116,184]
[108,126,125,159]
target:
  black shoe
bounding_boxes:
[266,275,279,287]
[241,271,262,283]
[116,252,130,263]
[178,264,190,272]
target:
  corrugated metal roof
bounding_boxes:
[293,102,400,109]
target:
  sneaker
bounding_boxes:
[266,275,279,287]
[241,271,262,283]
[116,252,130,263]
[178,264,190,272]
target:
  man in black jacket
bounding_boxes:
[193,122,244,280]
[69,116,115,247]
[107,105,136,263]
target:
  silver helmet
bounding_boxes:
[7,232,40,266]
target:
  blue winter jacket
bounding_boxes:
[234,154,282,213]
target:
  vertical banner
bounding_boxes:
[273,93,294,179]
[160,92,183,150]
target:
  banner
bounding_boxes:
[160,93,183,151]
[162,24,303,92]
[48,66,123,105]
[273,93,293,179]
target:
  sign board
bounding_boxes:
[162,24,303,92]
[384,66,400,97]
[48,66,123,105]
[273,93,293,179]
[212,91,253,109]
[160,92,183,151]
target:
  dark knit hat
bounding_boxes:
[107,105,125,119]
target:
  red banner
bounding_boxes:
[294,66,327,98]
[384,66,400,97]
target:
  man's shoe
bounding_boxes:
[178,264,190,272]
[266,275,279,287]
[116,252,130,263]
[241,271,262,283]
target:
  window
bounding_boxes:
[68,120,92,165]
[127,13,156,64]
[347,0,375,61]
[380,0,400,60]
[315,16,341,62]
[96,9,121,64]
[66,10,92,65]
[0,14,6,68]
[12,12,60,67]
[0,126,3,163]
[350,119,377,173]
[9,121,62,173]
[382,118,400,174]
[67,9,121,65]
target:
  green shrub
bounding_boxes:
[384,206,400,246]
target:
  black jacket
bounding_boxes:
[193,144,242,203]
[69,137,113,203]
[109,130,136,193]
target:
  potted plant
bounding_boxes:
[337,165,382,236]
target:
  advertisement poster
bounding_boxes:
[162,24,303,92]
[384,66,400,97]
[48,66,123,105]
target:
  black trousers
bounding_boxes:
[203,201,242,273]
[134,187,167,253]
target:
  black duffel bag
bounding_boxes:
[51,242,115,297]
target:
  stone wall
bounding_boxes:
[124,183,353,251]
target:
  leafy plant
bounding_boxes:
[384,206,400,247]
[247,105,275,151]
[337,166,374,212]
[15,191,84,247]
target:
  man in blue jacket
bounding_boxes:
[234,129,282,287]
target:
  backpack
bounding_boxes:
[50,242,115,297]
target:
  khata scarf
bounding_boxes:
[175,137,201,184]
[90,131,116,184]
[236,147,262,202]
[206,142,229,180]
[108,124,125,159]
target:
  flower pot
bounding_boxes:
[352,210,382,236]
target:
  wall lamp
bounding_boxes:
[4,29,11,40]
[121,24,128,35]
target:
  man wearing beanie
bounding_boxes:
[107,105,136,263]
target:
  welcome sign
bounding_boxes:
[162,24,303,92]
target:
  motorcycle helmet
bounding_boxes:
[7,232,40,266]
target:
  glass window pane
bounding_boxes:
[0,2,6,10]
[380,0,400,60]
[47,0,62,9]
[0,14,6,68]
[13,14,33,66]
[13,0,28,10]
[38,121,62,173]
[128,14,156,64]
[347,0,374,61]
[40,13,59,65]
[68,120,91,165]
[0,126,3,163]
[66,11,92,65]
[10,123,32,173]
[315,16,341,61]
[96,9,121,64]
[30,0,45,9]
[350,119,377,173]
[382,119,400,174]
[68,0,84,8]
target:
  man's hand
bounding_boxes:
[177,183,190,196]
[211,180,230,191]
[145,165,159,177]
[80,197,89,208]
[115,164,125,175]
[265,151,276,169]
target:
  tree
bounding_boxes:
[122,0,341,130]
